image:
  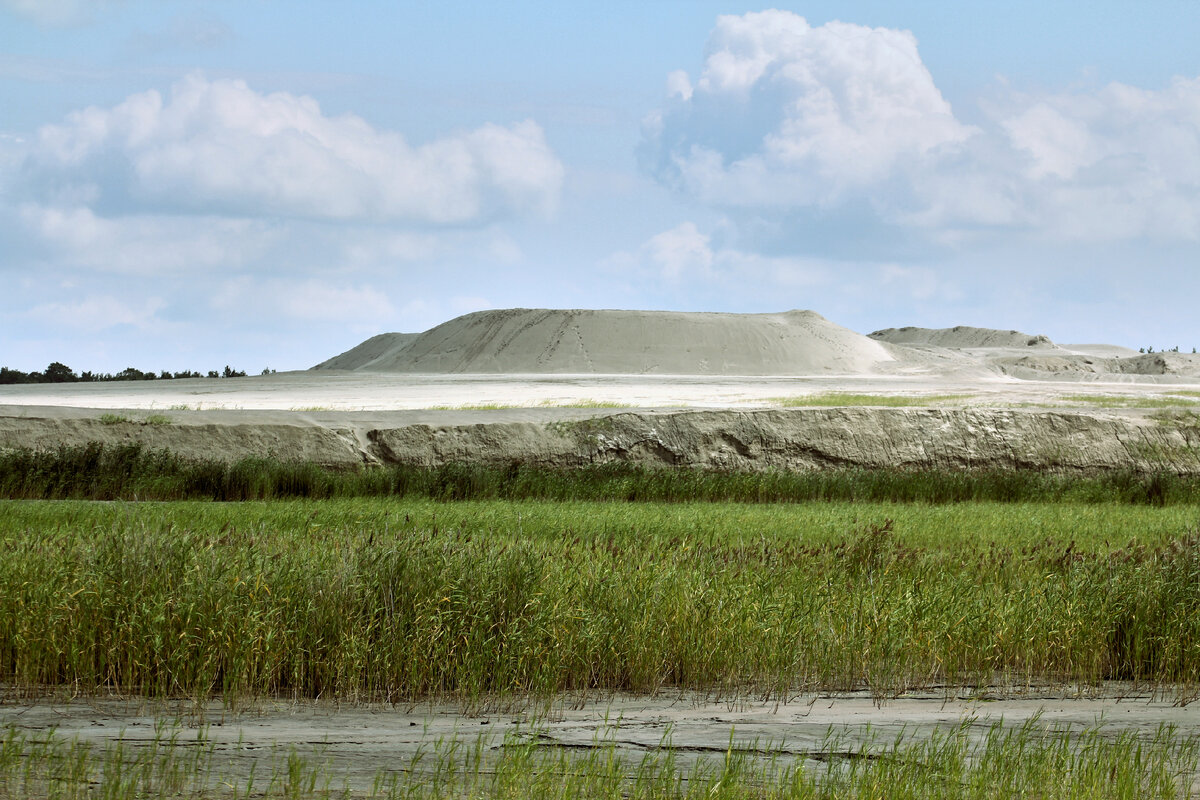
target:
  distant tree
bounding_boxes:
[114,367,154,381]
[0,367,30,384]
[44,362,77,383]
[207,370,219,378]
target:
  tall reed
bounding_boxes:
[3,443,1199,504]
[2,504,1197,703]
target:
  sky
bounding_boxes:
[2,1,1200,373]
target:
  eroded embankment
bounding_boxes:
[3,407,1200,473]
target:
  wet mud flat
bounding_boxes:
[3,688,1199,795]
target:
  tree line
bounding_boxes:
[0,362,266,385]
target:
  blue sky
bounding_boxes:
[3,1,1200,372]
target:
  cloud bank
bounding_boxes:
[643,10,1200,243]
[22,73,564,225]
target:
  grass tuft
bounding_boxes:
[1061,394,1200,409]
[768,393,970,407]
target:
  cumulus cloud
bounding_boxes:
[642,11,974,210]
[21,73,564,225]
[998,77,1200,240]
[644,10,1200,244]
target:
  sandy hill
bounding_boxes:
[314,333,420,370]
[314,308,896,375]
[869,326,1057,349]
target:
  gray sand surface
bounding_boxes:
[4,690,1197,793]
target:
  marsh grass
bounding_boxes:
[768,393,971,407]
[98,413,172,426]
[1,720,1195,799]
[539,398,635,408]
[1061,394,1200,409]
[4,443,1200,504]
[426,403,519,411]
[1,500,1198,704]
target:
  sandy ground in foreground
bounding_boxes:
[3,690,1197,793]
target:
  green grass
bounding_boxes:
[1061,394,1200,409]
[767,393,971,407]
[426,402,520,411]
[1,719,1196,799]
[1,498,1198,704]
[98,413,172,426]
[5,443,1200,504]
[540,398,635,408]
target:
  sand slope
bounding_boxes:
[869,325,1057,349]
[6,405,1200,474]
[315,308,895,375]
[314,332,419,370]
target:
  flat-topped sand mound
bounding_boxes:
[869,325,1057,349]
[316,308,896,375]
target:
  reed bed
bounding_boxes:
[1,720,1195,799]
[1,499,1198,703]
[4,443,1200,504]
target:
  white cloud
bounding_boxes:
[0,0,106,27]
[276,281,395,323]
[23,73,564,225]
[997,77,1200,240]
[211,277,395,325]
[644,222,713,280]
[17,203,278,273]
[643,11,974,209]
[26,295,165,332]
[644,10,1200,245]
[611,221,829,288]
[877,264,958,302]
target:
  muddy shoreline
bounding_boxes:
[4,688,1198,794]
